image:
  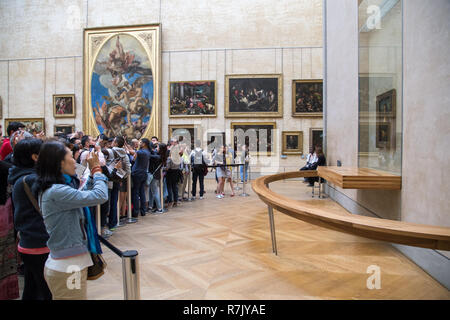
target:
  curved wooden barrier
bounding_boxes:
[251,171,450,251]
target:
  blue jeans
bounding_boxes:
[163,177,168,200]
[148,178,162,210]
[132,173,147,217]
[240,164,249,182]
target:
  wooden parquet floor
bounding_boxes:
[87,180,450,300]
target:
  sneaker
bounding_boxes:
[102,228,113,239]
[109,227,117,232]
[216,194,224,199]
[199,196,204,200]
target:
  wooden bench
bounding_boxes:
[318,166,402,190]
[251,170,450,255]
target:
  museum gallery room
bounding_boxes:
[0,0,449,303]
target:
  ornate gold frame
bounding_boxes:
[376,89,396,118]
[168,124,203,150]
[292,79,323,117]
[230,121,277,156]
[225,74,283,118]
[83,24,161,139]
[54,124,75,135]
[5,118,45,134]
[282,131,303,155]
[168,80,217,118]
[309,127,323,150]
[53,94,76,118]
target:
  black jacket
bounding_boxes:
[8,166,49,249]
[0,160,13,205]
[148,151,162,180]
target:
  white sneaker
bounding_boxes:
[216,194,223,199]
[102,228,113,238]
[199,196,204,200]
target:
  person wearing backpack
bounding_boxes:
[190,140,208,200]
[109,136,131,229]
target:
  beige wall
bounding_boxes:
[0,0,323,173]
[401,0,450,228]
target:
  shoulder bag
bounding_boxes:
[22,176,106,280]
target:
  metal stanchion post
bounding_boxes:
[268,205,278,255]
[122,250,140,300]
[188,164,193,201]
[96,204,101,236]
[127,175,137,223]
[235,164,241,191]
[240,163,249,197]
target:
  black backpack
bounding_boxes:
[192,149,207,173]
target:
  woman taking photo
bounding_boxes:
[33,140,108,300]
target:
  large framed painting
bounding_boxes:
[225,74,282,118]
[376,89,396,118]
[230,122,276,156]
[292,80,323,117]
[168,124,202,151]
[282,131,303,155]
[5,118,45,135]
[309,128,323,151]
[206,131,226,153]
[54,124,75,136]
[53,94,75,118]
[84,25,161,141]
[169,81,216,117]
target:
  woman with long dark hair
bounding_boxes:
[33,140,108,300]
[307,146,326,186]
[8,138,52,300]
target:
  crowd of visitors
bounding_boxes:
[0,122,255,300]
[0,120,323,300]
